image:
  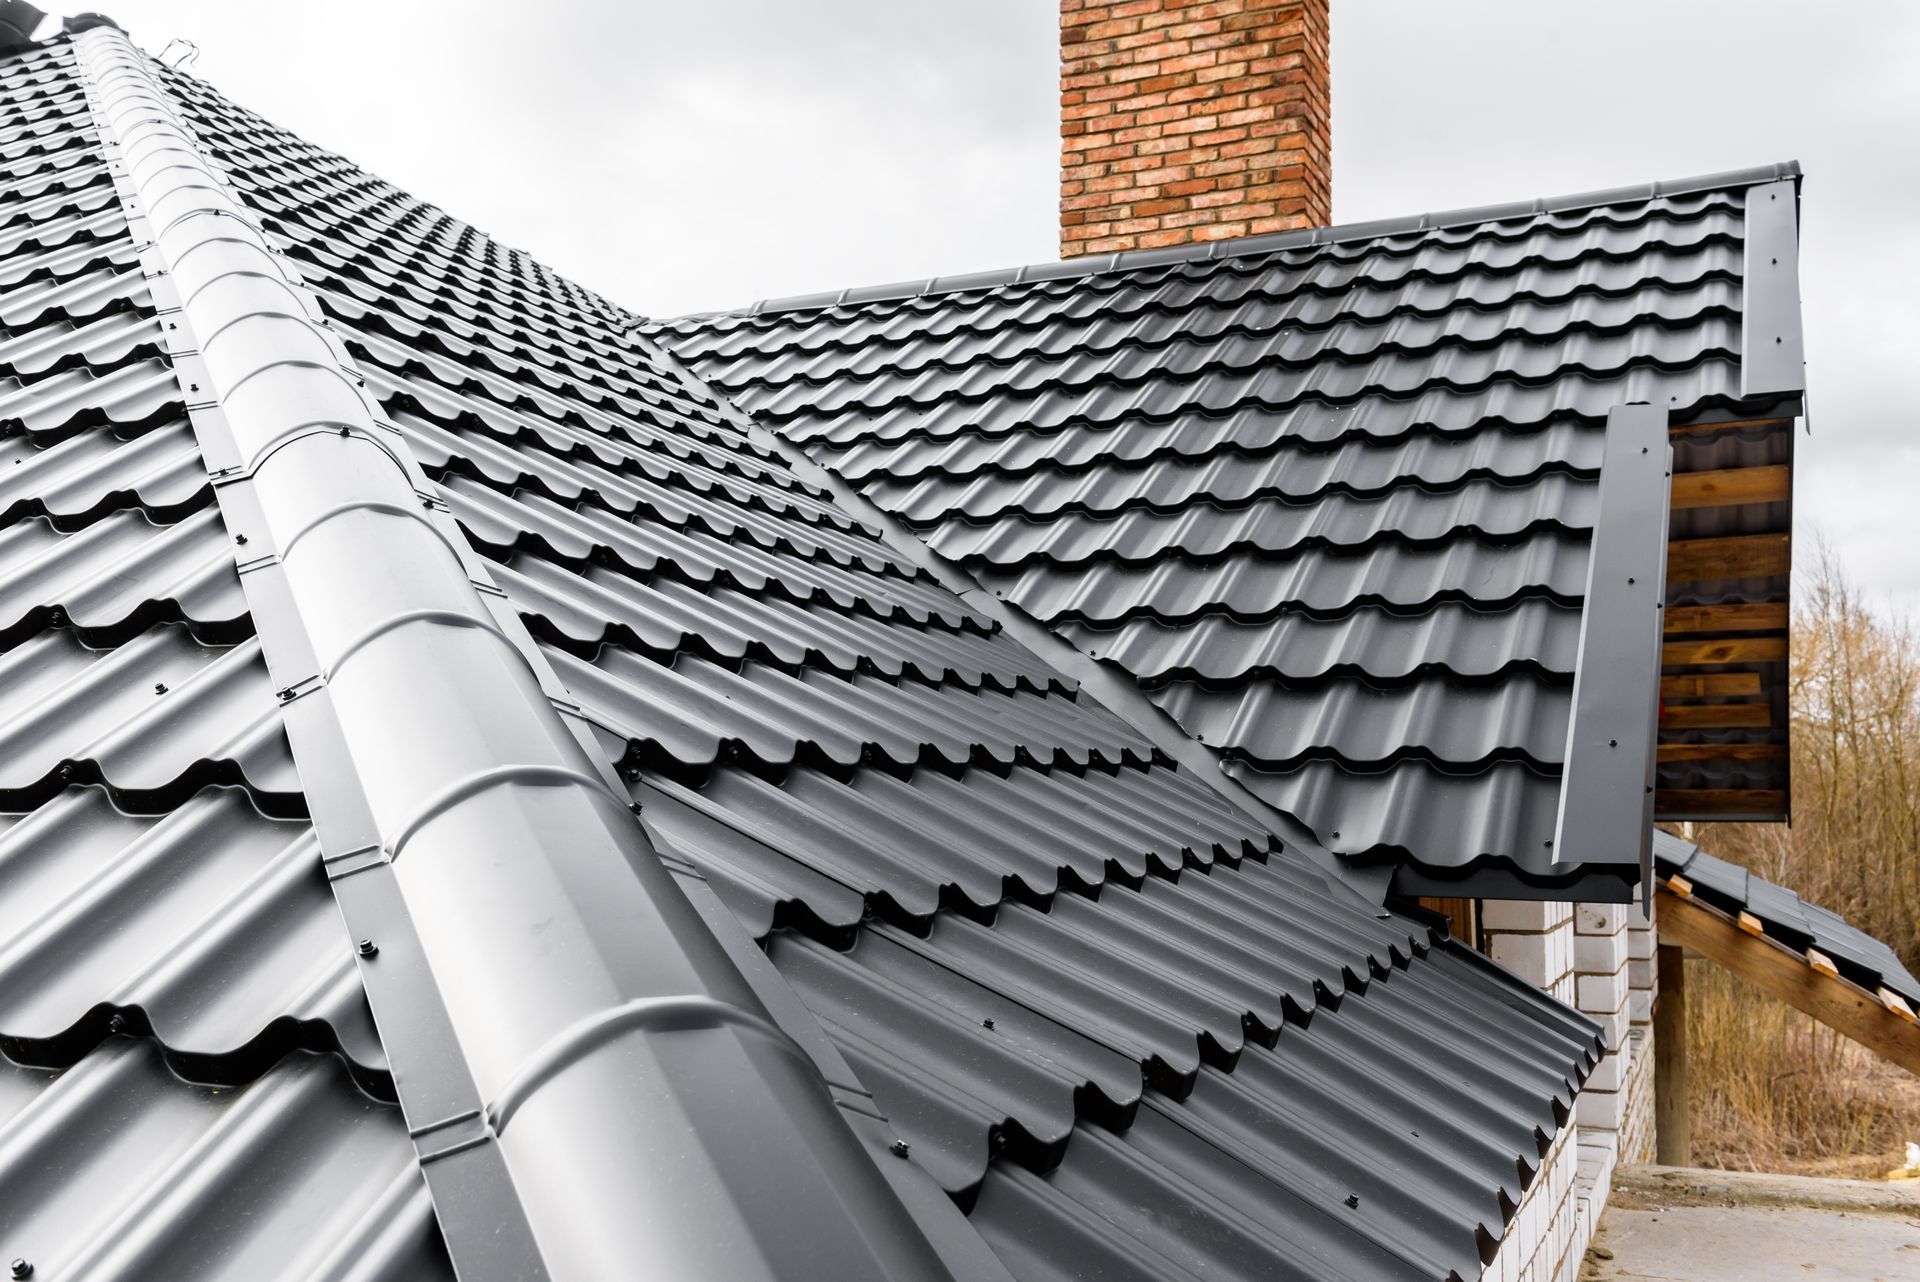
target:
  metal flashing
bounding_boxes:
[71,27,961,1282]
[722,161,1802,319]
[627,329,1392,909]
[1739,178,1806,398]
[1550,403,1671,889]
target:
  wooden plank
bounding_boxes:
[1663,603,1790,634]
[1666,533,1790,582]
[1656,888,1920,1075]
[1882,988,1917,1024]
[1660,703,1772,730]
[1667,416,1793,438]
[1660,673,1764,699]
[1656,789,1788,816]
[1738,910,1767,937]
[1669,464,1791,511]
[1657,743,1786,763]
[1654,943,1690,1164]
[1666,873,1694,898]
[1662,636,1789,665]
[1807,947,1839,978]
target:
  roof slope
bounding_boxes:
[0,29,1599,1282]
[1654,830,1920,1008]
[659,168,1806,897]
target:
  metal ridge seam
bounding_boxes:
[624,326,1396,910]
[712,161,1800,320]
[71,27,966,1282]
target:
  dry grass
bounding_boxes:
[1679,545,1920,1177]
[1684,959,1920,1178]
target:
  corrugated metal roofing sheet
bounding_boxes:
[150,41,1601,1280]
[0,30,1607,1282]
[659,173,1804,895]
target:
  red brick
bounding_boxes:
[1061,0,1330,257]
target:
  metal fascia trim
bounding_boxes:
[1550,402,1671,883]
[74,28,962,1282]
[626,330,1392,911]
[1739,178,1807,399]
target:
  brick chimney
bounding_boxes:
[1060,0,1331,257]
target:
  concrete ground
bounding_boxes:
[1585,1166,1920,1282]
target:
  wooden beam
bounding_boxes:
[1656,887,1920,1075]
[1662,636,1789,666]
[1657,742,1786,763]
[1660,703,1772,730]
[1883,988,1917,1024]
[1669,464,1791,511]
[1661,673,1764,699]
[1656,788,1788,816]
[1664,603,1790,635]
[1666,873,1694,898]
[1738,910,1767,937]
[1808,947,1839,978]
[1667,534,1791,582]
[1655,943,1691,1164]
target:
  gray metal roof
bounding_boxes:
[1654,830,1920,1007]
[659,167,1807,897]
[0,29,1605,1282]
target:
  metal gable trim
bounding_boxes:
[1549,402,1672,897]
[1739,177,1807,399]
[70,27,967,1282]
[696,161,1803,321]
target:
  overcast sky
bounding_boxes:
[79,1,1920,612]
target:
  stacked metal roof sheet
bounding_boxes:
[153,49,1604,1280]
[659,170,1805,896]
[0,30,1612,1281]
[0,38,445,1280]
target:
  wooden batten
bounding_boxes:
[1655,788,1788,816]
[1663,603,1789,634]
[1660,703,1771,730]
[1661,636,1789,666]
[1656,742,1785,763]
[1656,887,1920,1075]
[1666,533,1791,582]
[1669,465,1791,511]
[1660,673,1763,699]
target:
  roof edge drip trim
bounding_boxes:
[1550,402,1670,886]
[71,28,962,1282]
[1739,178,1807,398]
[723,161,1802,318]
[624,329,1394,910]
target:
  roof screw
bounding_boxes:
[1775,336,1783,344]
[154,682,168,695]
[108,1014,126,1034]
[1627,577,1636,585]
[981,1017,995,1031]
[234,533,247,545]
[1343,1194,1360,1210]
[188,383,199,392]
[628,802,643,815]
[276,687,294,702]
[356,939,378,958]
[1640,446,1648,454]
[167,321,176,330]
[1608,739,1618,748]
[11,1258,32,1279]
[1544,839,1554,849]
[338,426,350,437]
[888,1140,911,1159]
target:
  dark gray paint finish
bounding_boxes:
[662,168,1800,893]
[1739,180,1807,399]
[1549,403,1671,893]
[1655,830,1919,1006]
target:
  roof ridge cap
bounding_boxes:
[71,27,960,1282]
[672,160,1799,324]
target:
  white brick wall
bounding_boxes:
[1481,885,1660,1279]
